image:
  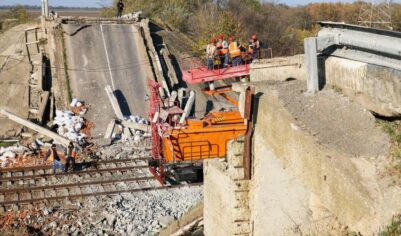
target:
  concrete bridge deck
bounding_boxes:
[63,23,150,139]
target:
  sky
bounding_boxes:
[0,0,399,7]
[0,0,113,8]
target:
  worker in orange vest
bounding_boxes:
[44,144,64,174]
[217,34,229,68]
[206,37,217,70]
[228,36,242,67]
[248,34,260,61]
[64,142,78,172]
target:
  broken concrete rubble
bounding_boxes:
[0,186,203,236]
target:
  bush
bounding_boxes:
[7,5,29,23]
[101,0,401,57]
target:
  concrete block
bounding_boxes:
[227,137,245,167]
[233,191,249,208]
[233,180,250,192]
[232,207,251,222]
[228,166,245,180]
[228,153,244,168]
[232,221,251,235]
[325,56,401,117]
[250,55,306,82]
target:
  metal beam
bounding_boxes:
[318,21,401,59]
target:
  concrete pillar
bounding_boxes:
[41,0,45,16]
[209,82,215,91]
[179,91,195,124]
[304,37,319,93]
[44,0,49,17]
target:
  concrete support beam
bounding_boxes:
[179,91,195,124]
[304,37,319,93]
[141,19,169,98]
[177,88,188,109]
[0,109,70,146]
[104,119,116,139]
[160,46,179,86]
[165,90,177,107]
[123,127,132,138]
[105,85,124,120]
[120,121,149,132]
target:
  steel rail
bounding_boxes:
[0,165,149,182]
[0,158,149,173]
[0,183,203,205]
[0,176,155,194]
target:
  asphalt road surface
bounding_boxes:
[63,23,149,139]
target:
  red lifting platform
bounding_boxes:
[182,61,250,84]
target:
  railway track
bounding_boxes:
[0,158,149,175]
[0,158,149,185]
[0,156,203,211]
[0,157,160,210]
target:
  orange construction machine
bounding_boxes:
[148,49,257,184]
[148,80,253,184]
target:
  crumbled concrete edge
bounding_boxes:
[157,202,203,236]
[252,81,401,234]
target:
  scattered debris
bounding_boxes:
[70,97,88,115]
[54,110,87,145]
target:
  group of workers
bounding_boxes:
[44,142,79,174]
[206,34,260,70]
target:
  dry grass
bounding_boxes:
[377,119,401,182]
[379,215,401,236]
